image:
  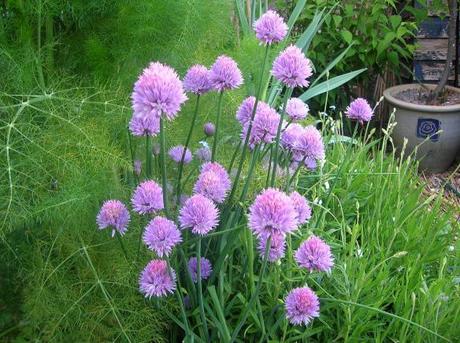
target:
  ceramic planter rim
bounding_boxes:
[383,84,460,113]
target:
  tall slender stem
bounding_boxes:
[127,125,139,184]
[115,232,129,263]
[159,117,169,217]
[239,143,262,202]
[146,135,152,178]
[165,256,192,337]
[227,139,242,172]
[211,92,224,162]
[177,95,201,204]
[270,88,292,186]
[196,239,209,341]
[230,236,271,342]
[228,45,270,203]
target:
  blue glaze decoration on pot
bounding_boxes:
[417,118,440,142]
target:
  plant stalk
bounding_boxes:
[228,45,270,203]
[196,239,209,341]
[270,88,292,186]
[177,95,201,204]
[159,117,169,217]
[230,236,271,342]
[211,92,224,162]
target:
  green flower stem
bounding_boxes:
[227,139,242,172]
[146,135,152,178]
[228,45,270,203]
[126,125,139,184]
[115,232,129,263]
[159,117,169,217]
[211,92,224,162]
[265,145,273,188]
[286,156,307,191]
[239,142,262,202]
[270,88,292,187]
[165,256,192,338]
[230,235,271,342]
[196,239,209,341]
[176,95,201,205]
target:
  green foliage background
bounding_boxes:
[1,0,459,342]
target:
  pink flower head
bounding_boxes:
[209,55,243,92]
[96,200,130,237]
[345,98,373,124]
[131,180,164,214]
[272,45,313,88]
[143,216,182,257]
[286,98,309,121]
[203,122,215,137]
[281,123,304,151]
[188,257,213,283]
[242,102,280,148]
[201,161,230,178]
[295,235,334,273]
[179,194,219,235]
[285,287,320,326]
[257,232,286,262]
[236,96,256,125]
[290,191,312,224]
[169,145,193,164]
[194,162,231,203]
[292,125,325,170]
[132,62,187,121]
[139,259,176,298]
[129,114,160,136]
[254,10,288,45]
[183,64,212,95]
[248,188,298,238]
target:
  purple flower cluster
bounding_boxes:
[209,55,243,92]
[169,145,193,164]
[249,188,314,263]
[143,216,182,257]
[236,96,256,125]
[253,10,288,45]
[242,105,280,149]
[139,259,176,298]
[96,200,130,237]
[131,180,164,214]
[248,188,298,238]
[183,64,212,95]
[194,162,231,203]
[131,62,187,121]
[282,124,325,170]
[129,115,160,137]
[286,98,309,121]
[179,194,219,235]
[345,97,373,124]
[290,191,312,225]
[236,97,281,148]
[188,257,213,282]
[295,235,334,273]
[272,45,313,88]
[257,232,286,262]
[285,286,320,325]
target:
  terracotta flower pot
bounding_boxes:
[383,84,460,173]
